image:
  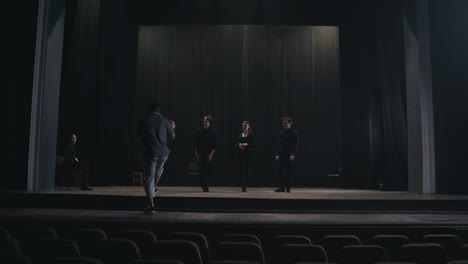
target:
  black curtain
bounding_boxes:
[58,0,101,181]
[429,0,468,194]
[57,0,411,190]
[339,2,408,191]
[136,25,341,187]
[369,2,408,191]
[58,0,138,186]
[3,0,38,190]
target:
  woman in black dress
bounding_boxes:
[237,121,254,192]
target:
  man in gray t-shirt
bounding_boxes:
[139,102,176,215]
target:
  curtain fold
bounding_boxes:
[135,25,342,187]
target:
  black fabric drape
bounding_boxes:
[58,0,138,186]
[58,0,102,179]
[136,25,341,187]
[374,3,408,191]
[339,3,408,191]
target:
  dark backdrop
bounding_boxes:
[3,0,38,190]
[56,0,411,190]
[135,25,341,187]
[429,0,468,194]
[5,0,468,194]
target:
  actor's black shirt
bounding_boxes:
[195,127,217,157]
[237,133,255,158]
[276,128,299,158]
[63,143,77,161]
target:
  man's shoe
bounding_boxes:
[81,186,93,191]
[144,205,155,215]
[286,189,291,193]
[274,188,285,192]
[242,188,247,192]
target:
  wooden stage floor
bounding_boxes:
[2,186,468,214]
[2,187,468,225]
[48,186,468,201]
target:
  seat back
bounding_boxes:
[277,243,327,264]
[28,238,80,262]
[89,239,140,264]
[0,226,10,237]
[423,234,463,260]
[0,255,32,264]
[67,228,108,257]
[222,234,262,247]
[55,257,104,264]
[398,243,447,264]
[319,235,361,261]
[0,237,22,255]
[336,244,388,264]
[214,241,264,264]
[370,234,411,261]
[169,231,210,263]
[152,240,203,264]
[115,230,157,258]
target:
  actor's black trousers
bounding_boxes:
[277,159,293,191]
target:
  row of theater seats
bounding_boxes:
[2,225,468,264]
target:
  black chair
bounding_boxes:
[336,244,388,264]
[54,257,104,264]
[0,226,10,237]
[115,230,158,258]
[151,240,203,264]
[129,260,183,264]
[210,261,262,264]
[276,243,327,264]
[214,242,265,264]
[267,235,312,264]
[0,237,23,255]
[398,243,447,264]
[14,227,58,240]
[291,262,327,264]
[68,228,108,241]
[370,234,411,261]
[372,262,417,264]
[319,235,361,262]
[423,234,463,260]
[88,239,141,264]
[66,228,108,257]
[26,238,80,262]
[169,231,211,264]
[222,234,262,247]
[273,235,311,245]
[0,255,32,264]
[456,244,468,260]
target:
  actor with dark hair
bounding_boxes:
[139,102,176,215]
[63,133,92,190]
[195,115,216,192]
[237,121,255,192]
[274,116,299,193]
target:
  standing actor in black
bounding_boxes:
[195,115,216,192]
[274,117,299,193]
[63,133,92,191]
[237,121,255,192]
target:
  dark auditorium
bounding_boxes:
[3,0,468,263]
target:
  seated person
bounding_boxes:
[63,133,92,191]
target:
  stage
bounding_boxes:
[2,186,468,214]
[46,186,468,201]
